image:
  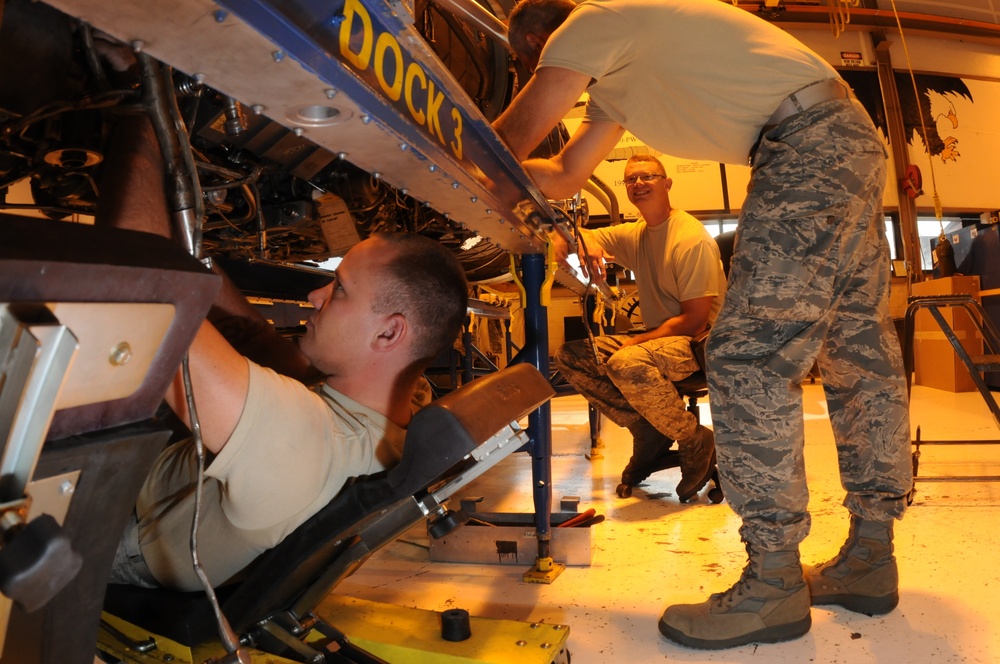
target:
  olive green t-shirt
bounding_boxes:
[135,360,405,591]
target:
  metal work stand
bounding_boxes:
[902,294,1000,495]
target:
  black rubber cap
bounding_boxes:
[441,608,472,642]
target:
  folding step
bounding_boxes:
[971,354,1000,372]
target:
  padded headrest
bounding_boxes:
[388,363,554,494]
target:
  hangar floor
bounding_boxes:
[337,382,1000,663]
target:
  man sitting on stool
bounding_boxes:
[552,155,726,502]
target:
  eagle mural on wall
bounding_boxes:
[840,70,973,163]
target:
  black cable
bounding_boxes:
[553,205,604,369]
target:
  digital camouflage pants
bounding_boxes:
[707,97,912,551]
[555,334,701,442]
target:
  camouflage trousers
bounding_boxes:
[708,97,912,551]
[554,334,701,441]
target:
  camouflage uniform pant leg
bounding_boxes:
[555,335,645,430]
[604,335,701,441]
[706,98,911,551]
[818,234,912,523]
[554,334,699,438]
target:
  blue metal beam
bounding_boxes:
[218,0,558,250]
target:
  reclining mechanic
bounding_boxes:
[552,155,725,502]
[103,117,469,591]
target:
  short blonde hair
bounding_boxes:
[625,154,666,177]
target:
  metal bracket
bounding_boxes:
[522,556,565,585]
[0,304,79,503]
[0,303,80,655]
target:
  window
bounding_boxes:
[885,219,896,260]
[917,217,963,272]
[700,219,738,237]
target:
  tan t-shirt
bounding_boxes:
[135,360,405,591]
[589,209,725,329]
[539,0,839,164]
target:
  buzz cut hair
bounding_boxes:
[368,233,468,366]
[626,154,667,177]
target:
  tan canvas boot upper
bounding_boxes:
[659,542,812,650]
[805,514,898,615]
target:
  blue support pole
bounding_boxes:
[519,254,554,561]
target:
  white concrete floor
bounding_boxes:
[337,382,1000,663]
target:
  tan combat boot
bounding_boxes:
[804,514,898,615]
[675,424,716,502]
[659,542,812,649]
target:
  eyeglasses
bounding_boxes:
[623,173,665,186]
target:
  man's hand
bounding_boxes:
[580,252,608,283]
[549,225,608,282]
[575,228,610,283]
[618,334,641,348]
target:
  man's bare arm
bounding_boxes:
[164,320,250,454]
[622,296,715,347]
[523,120,624,199]
[96,115,296,452]
[493,66,590,160]
[205,276,319,385]
[493,66,624,199]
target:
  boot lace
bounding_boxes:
[710,540,758,607]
